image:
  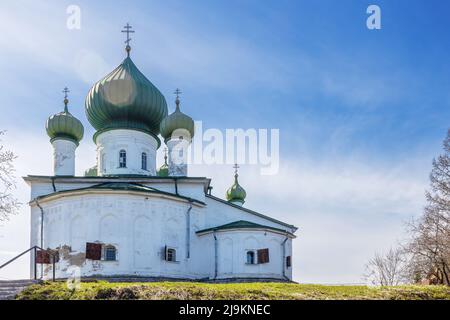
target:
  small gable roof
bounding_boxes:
[196,220,296,237]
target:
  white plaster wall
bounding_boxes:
[28,182,294,281]
[167,138,188,176]
[31,193,211,280]
[52,139,77,176]
[96,129,159,176]
[210,230,291,280]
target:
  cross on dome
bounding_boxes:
[233,163,240,176]
[121,23,135,56]
[62,87,70,112]
[174,88,182,110]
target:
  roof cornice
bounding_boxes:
[30,187,205,207]
[196,227,296,238]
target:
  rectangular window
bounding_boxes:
[286,256,292,268]
[257,248,270,264]
[246,251,256,264]
[105,246,117,261]
[163,246,177,262]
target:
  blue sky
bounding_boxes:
[0,0,449,283]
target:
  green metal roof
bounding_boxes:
[196,220,295,236]
[85,56,168,136]
[226,174,246,202]
[157,153,169,177]
[160,100,194,141]
[46,109,84,144]
[157,163,169,177]
[84,166,98,177]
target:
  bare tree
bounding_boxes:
[0,131,20,221]
[364,247,408,286]
[404,130,450,285]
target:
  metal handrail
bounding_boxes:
[0,245,58,281]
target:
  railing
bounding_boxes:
[0,246,57,281]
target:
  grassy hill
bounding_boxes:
[16,281,450,300]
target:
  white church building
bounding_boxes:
[25,26,297,282]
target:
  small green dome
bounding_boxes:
[46,101,84,144]
[157,152,169,177]
[158,163,169,177]
[84,165,98,177]
[226,173,247,204]
[160,94,194,142]
[85,57,168,138]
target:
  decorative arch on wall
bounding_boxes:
[244,235,259,250]
[46,219,54,249]
[99,214,119,243]
[70,215,85,252]
[268,238,281,272]
[133,216,152,269]
[164,217,179,244]
[219,237,234,275]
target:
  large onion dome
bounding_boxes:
[226,167,247,206]
[46,93,84,145]
[85,56,168,139]
[160,90,194,142]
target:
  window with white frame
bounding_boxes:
[167,248,176,262]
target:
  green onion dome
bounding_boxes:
[85,57,168,138]
[46,97,84,145]
[157,152,169,177]
[226,172,247,204]
[160,93,194,142]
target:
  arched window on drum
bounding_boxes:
[141,152,147,170]
[119,150,126,168]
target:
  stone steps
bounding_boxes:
[0,280,41,300]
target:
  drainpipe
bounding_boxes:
[281,233,289,281]
[51,177,56,192]
[185,201,193,259]
[174,178,179,195]
[213,231,218,280]
[36,199,44,279]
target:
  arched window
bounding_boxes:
[141,152,147,170]
[246,251,255,264]
[104,245,117,261]
[119,150,126,168]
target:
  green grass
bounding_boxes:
[16,281,450,300]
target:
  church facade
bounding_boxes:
[25,27,297,281]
